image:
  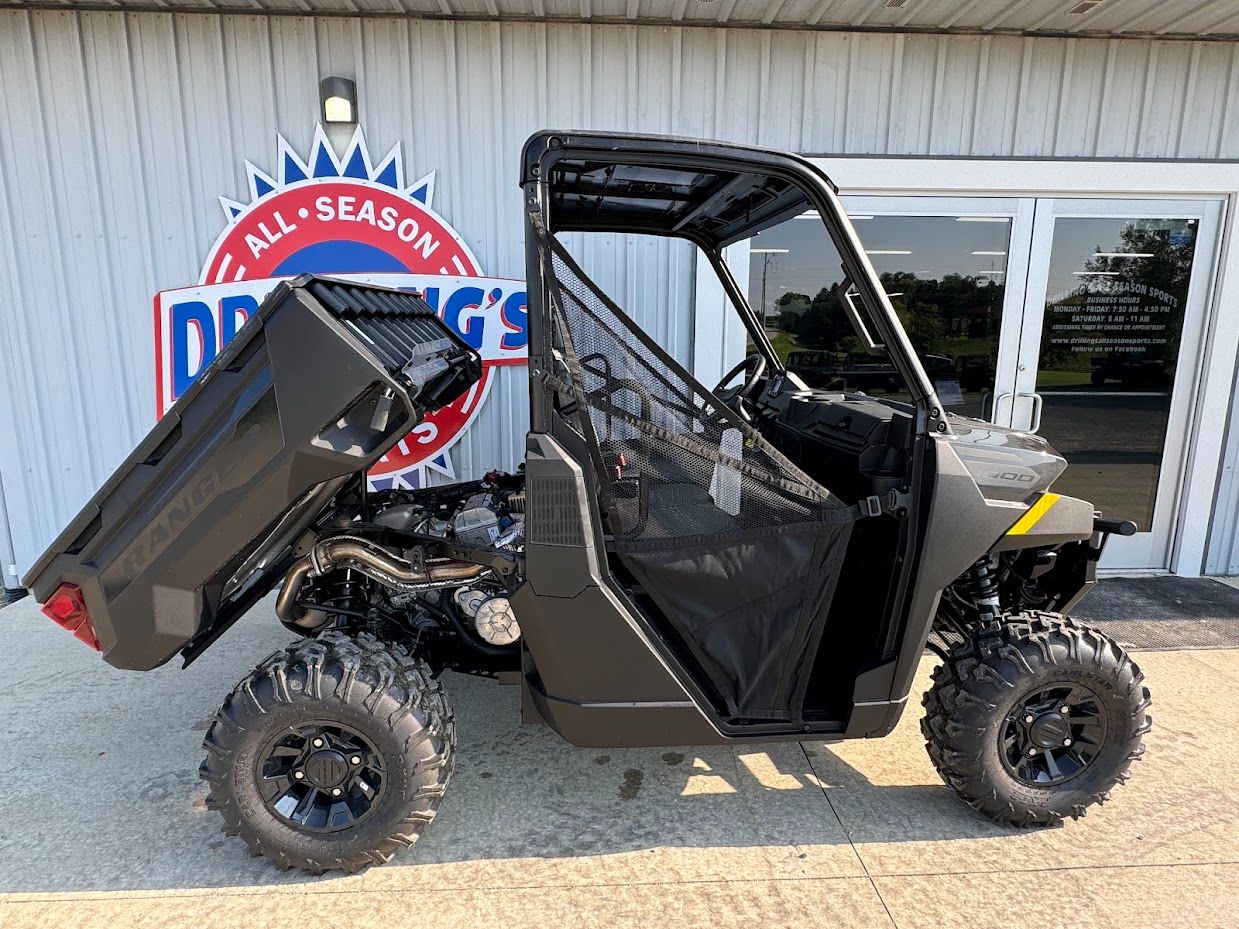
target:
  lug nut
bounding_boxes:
[331,787,343,797]
[1024,714,1034,724]
[294,770,304,780]
[350,755,362,765]
[1063,738,1072,747]
[312,738,324,748]
[1060,706,1070,714]
[1028,747,1038,756]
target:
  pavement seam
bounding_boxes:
[5,859,1239,905]
[0,872,879,904]
[863,856,1239,880]
[0,665,94,695]
[798,741,901,929]
[7,852,1237,902]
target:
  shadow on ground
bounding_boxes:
[3,593,1236,899]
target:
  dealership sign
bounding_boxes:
[155,126,527,489]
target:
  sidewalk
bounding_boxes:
[1,594,1236,929]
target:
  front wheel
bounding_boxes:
[200,632,454,873]
[922,611,1151,825]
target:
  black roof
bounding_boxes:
[521,131,834,248]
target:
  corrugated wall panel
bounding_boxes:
[5,10,1239,578]
[1208,404,1239,575]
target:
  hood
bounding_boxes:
[946,413,1068,505]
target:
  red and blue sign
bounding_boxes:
[155,126,527,489]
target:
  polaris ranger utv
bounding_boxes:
[24,131,1151,874]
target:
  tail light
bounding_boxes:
[41,583,102,651]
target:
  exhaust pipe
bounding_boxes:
[277,535,490,631]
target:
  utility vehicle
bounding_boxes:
[25,132,1151,874]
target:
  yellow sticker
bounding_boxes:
[1007,492,1061,536]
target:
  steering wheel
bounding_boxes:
[712,353,767,422]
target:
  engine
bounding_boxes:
[276,471,527,676]
[416,476,524,647]
[376,479,526,552]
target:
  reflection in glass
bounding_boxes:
[747,213,1011,420]
[1035,217,1198,530]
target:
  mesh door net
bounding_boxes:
[537,225,858,721]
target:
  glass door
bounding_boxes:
[839,197,1032,421]
[1010,198,1224,570]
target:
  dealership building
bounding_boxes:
[6,0,1239,593]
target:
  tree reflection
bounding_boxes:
[769,273,1005,400]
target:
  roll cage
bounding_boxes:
[519,130,948,436]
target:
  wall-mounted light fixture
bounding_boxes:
[320,76,357,125]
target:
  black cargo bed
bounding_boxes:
[23,275,482,670]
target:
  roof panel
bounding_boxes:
[1181,1,1239,36]
[1054,0,1174,35]
[0,0,1236,39]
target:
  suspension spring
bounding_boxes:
[317,568,365,618]
[964,558,1002,622]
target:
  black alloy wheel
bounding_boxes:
[1000,683,1108,787]
[257,721,387,833]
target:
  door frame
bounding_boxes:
[765,158,1239,577]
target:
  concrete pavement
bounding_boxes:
[1,594,1236,929]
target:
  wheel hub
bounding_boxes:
[1028,712,1071,749]
[1000,683,1108,787]
[302,749,349,789]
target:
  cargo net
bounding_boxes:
[538,226,856,720]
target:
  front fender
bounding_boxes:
[990,492,1095,552]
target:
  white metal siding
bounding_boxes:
[4,9,1239,578]
[1207,379,1239,575]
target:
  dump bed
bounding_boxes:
[22,275,482,670]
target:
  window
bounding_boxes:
[745,211,1012,417]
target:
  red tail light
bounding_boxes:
[41,583,102,651]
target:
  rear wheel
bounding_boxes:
[922,611,1151,825]
[200,632,454,873]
